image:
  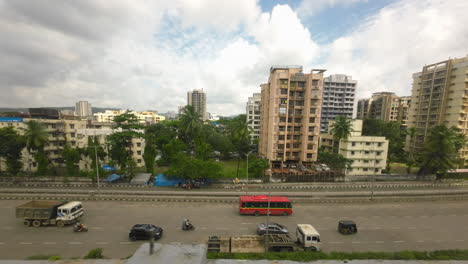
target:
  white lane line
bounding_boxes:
[408,227,416,229]
[328,242,343,244]
[240,228,248,230]
[43,242,56,245]
[69,242,83,245]
[375,241,385,244]
[351,241,361,244]
[91,227,103,230]
[96,242,108,245]
[19,242,32,245]
[198,227,208,230]
[0,242,5,245]
[241,223,253,225]
[416,241,424,243]
[119,242,132,245]
[215,228,228,230]
[393,241,405,243]
[456,240,465,242]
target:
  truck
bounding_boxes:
[16,200,84,227]
[208,224,321,253]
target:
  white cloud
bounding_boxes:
[320,0,468,99]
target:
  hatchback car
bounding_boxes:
[129,224,163,241]
[256,222,289,235]
[338,220,357,235]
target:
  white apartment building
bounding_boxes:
[246,93,261,143]
[320,119,389,175]
[321,74,357,132]
[75,101,92,118]
[94,110,165,124]
[187,89,208,121]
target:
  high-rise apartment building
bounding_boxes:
[357,92,410,125]
[406,55,468,163]
[75,101,92,118]
[259,65,326,168]
[246,93,261,143]
[320,74,357,132]
[187,89,207,121]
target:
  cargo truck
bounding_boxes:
[16,200,84,227]
[208,224,321,253]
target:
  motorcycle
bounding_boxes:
[182,220,195,231]
[73,223,88,232]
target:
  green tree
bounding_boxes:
[179,105,202,149]
[406,127,417,174]
[362,119,406,162]
[22,120,49,175]
[228,115,252,178]
[0,127,25,175]
[143,122,179,172]
[62,145,81,176]
[158,138,187,166]
[317,149,352,172]
[81,137,106,180]
[248,156,269,179]
[418,125,466,177]
[166,153,222,180]
[107,111,144,176]
[195,140,212,161]
[329,116,353,153]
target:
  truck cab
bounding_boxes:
[56,201,83,224]
[296,224,321,251]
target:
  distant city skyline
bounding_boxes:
[0,0,467,115]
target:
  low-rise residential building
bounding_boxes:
[94,110,165,124]
[320,119,389,175]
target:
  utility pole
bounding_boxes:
[264,192,271,255]
[93,131,100,191]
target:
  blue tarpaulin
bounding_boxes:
[153,174,184,187]
[105,173,121,182]
[102,165,116,171]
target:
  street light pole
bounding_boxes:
[265,191,271,255]
[246,151,253,194]
[94,145,100,191]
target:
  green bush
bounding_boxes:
[207,250,468,261]
[84,248,104,259]
[27,255,57,260]
[47,255,61,261]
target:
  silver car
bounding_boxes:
[256,222,289,235]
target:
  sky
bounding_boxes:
[0,0,467,116]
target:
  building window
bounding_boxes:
[278,144,284,149]
[351,151,355,155]
[307,144,313,150]
[70,124,75,129]
[366,142,371,145]
[352,142,356,146]
[137,143,141,147]
[308,126,315,132]
[280,117,286,122]
[310,108,316,114]
[364,160,369,163]
[137,159,142,163]
[280,98,287,104]
[70,133,75,138]
[308,136,314,141]
[278,135,285,140]
[377,142,382,147]
[364,151,369,154]
[363,168,368,172]
[375,168,379,172]
[279,107,286,114]
[309,117,315,123]
[281,88,288,94]
[307,153,312,159]
[137,151,142,155]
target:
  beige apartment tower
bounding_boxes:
[406,55,468,163]
[357,92,411,126]
[259,66,326,168]
[187,89,207,121]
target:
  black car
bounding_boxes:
[338,220,357,235]
[129,224,163,241]
[256,222,289,235]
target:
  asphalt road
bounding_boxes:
[0,200,467,259]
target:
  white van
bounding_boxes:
[296,224,321,251]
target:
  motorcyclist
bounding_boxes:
[74,222,84,231]
[183,219,192,229]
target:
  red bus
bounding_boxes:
[239,195,292,216]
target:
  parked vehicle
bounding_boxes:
[338,220,357,234]
[129,224,163,241]
[239,195,292,216]
[16,200,84,227]
[256,222,289,235]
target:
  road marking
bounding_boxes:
[351,241,361,244]
[20,242,32,245]
[435,240,443,243]
[375,241,385,244]
[119,242,132,245]
[423,227,432,229]
[393,241,405,243]
[0,243,5,245]
[43,242,56,245]
[456,240,465,242]
[240,228,248,230]
[391,227,400,230]
[328,242,342,244]
[216,227,228,230]
[69,242,83,245]
[91,227,103,230]
[96,242,108,245]
[198,227,208,230]
[416,241,424,243]
[408,227,416,229]
[420,215,429,218]
[241,223,253,225]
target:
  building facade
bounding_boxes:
[0,117,146,173]
[259,65,326,168]
[187,89,208,121]
[406,55,468,163]
[320,120,389,175]
[246,93,261,144]
[94,110,165,124]
[320,74,357,132]
[357,92,410,125]
[75,101,92,118]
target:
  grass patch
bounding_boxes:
[84,248,104,259]
[27,255,61,260]
[208,250,468,261]
[389,163,418,174]
[218,159,247,179]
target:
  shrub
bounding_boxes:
[84,248,104,259]
[47,255,61,261]
[27,255,57,260]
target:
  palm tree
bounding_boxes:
[329,116,353,153]
[229,115,252,178]
[418,125,466,177]
[22,120,49,174]
[179,105,202,149]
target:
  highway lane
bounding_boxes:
[0,200,467,259]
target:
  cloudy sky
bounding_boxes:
[1,0,467,116]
